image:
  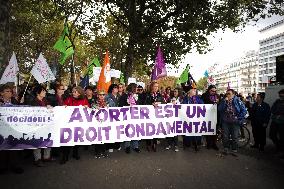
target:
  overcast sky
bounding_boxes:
[182,15,284,80]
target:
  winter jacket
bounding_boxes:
[218,96,247,124]
[64,96,90,107]
[251,101,271,125]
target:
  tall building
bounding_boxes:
[258,19,284,92]
[212,50,258,95]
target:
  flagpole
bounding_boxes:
[22,75,32,99]
[71,54,77,86]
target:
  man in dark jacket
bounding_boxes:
[250,93,271,151]
[269,89,284,156]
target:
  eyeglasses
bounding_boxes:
[137,89,143,91]
[210,90,217,93]
[98,94,105,96]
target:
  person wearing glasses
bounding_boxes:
[201,85,219,151]
[0,84,24,174]
[218,89,247,154]
[137,85,146,104]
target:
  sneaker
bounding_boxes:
[174,146,179,152]
[109,149,114,153]
[165,145,171,150]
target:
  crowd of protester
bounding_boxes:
[0,80,284,174]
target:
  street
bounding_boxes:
[1,138,284,189]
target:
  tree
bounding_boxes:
[90,0,284,81]
[196,77,208,92]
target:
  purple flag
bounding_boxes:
[151,46,167,81]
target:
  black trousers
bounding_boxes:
[269,121,284,151]
[252,123,266,148]
[205,135,217,148]
[146,139,157,146]
[95,144,106,155]
[61,146,79,159]
[0,151,22,170]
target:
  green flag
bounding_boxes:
[53,26,74,65]
[84,57,100,76]
[120,72,125,84]
[177,65,189,84]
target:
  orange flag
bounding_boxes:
[97,51,111,93]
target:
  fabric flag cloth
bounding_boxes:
[0,52,19,84]
[53,25,74,65]
[31,53,56,83]
[177,65,189,84]
[151,46,167,81]
[97,51,111,93]
[204,70,209,78]
[120,72,125,84]
[85,57,100,76]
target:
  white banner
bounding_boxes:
[0,104,217,150]
[0,52,19,84]
[31,53,56,83]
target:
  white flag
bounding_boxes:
[0,52,19,84]
[31,53,55,83]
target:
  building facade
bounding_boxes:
[258,19,284,92]
[212,50,258,95]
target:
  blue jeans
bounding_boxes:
[125,140,139,149]
[222,122,240,150]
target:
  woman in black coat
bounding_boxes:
[141,81,165,152]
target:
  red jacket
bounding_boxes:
[64,96,90,107]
